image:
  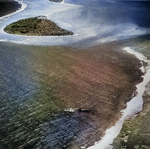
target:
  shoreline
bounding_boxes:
[112,45,150,148]
[87,47,149,149]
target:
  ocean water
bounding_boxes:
[0,42,99,149]
[0,0,150,149]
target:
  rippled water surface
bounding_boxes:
[0,42,100,149]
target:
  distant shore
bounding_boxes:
[49,0,63,2]
[0,1,21,17]
[0,0,62,18]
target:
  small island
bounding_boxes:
[4,16,73,36]
[49,0,63,2]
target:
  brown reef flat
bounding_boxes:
[29,42,142,148]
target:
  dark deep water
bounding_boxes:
[0,0,150,149]
[64,0,150,27]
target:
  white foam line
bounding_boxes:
[88,47,150,149]
[0,0,27,20]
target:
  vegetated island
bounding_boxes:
[4,16,73,36]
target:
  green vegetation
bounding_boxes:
[113,111,150,149]
[4,16,73,36]
[113,115,143,149]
